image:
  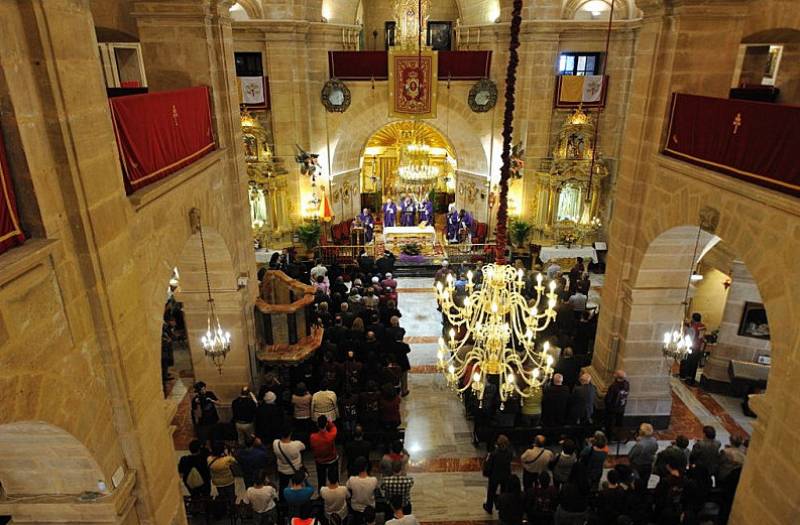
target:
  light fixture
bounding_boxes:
[662,226,704,362]
[198,221,231,373]
[434,0,555,403]
[436,266,559,402]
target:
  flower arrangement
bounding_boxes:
[561,232,578,247]
[401,242,422,256]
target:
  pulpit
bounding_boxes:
[255,271,323,364]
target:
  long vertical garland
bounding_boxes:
[494,0,523,265]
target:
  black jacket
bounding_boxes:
[541,384,570,426]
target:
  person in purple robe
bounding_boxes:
[458,209,473,243]
[446,204,459,242]
[382,198,398,227]
[418,197,433,225]
[400,195,416,226]
[358,208,375,243]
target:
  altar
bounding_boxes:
[539,245,598,268]
[383,225,437,254]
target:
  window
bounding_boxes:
[385,22,396,49]
[558,52,601,76]
[234,52,263,77]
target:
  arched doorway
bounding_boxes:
[610,224,772,520]
[359,120,457,215]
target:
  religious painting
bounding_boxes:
[385,21,396,50]
[388,49,438,118]
[427,21,452,51]
[738,302,770,340]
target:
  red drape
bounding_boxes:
[0,123,25,255]
[663,93,800,197]
[110,86,216,194]
[328,51,492,81]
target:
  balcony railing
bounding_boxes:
[109,86,216,194]
[328,50,491,80]
[662,93,799,197]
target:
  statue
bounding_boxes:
[295,145,321,185]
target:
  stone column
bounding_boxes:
[702,261,770,383]
[132,0,258,395]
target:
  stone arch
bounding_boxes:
[0,421,106,496]
[232,0,264,20]
[330,84,491,177]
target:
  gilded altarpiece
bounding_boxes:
[528,109,609,244]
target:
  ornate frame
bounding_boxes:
[468,78,498,113]
[321,78,351,113]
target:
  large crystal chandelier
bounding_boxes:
[436,265,558,401]
[197,222,231,373]
[398,140,439,185]
[434,0,555,402]
[662,225,703,362]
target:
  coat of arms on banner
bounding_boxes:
[388,49,438,118]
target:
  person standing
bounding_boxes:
[358,208,375,244]
[346,458,379,522]
[274,429,306,499]
[244,471,279,525]
[191,381,220,447]
[208,442,238,507]
[680,312,706,385]
[446,204,460,242]
[690,425,722,476]
[483,434,513,514]
[292,383,313,435]
[604,370,630,439]
[381,461,415,514]
[311,382,339,423]
[400,195,416,226]
[236,436,270,487]
[310,416,339,492]
[520,435,553,490]
[385,495,420,525]
[628,423,658,491]
[417,197,433,226]
[496,474,524,525]
[178,439,211,497]
[579,431,609,490]
[320,470,349,524]
[232,386,258,446]
[541,374,570,426]
[382,198,398,227]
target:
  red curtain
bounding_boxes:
[110,86,216,194]
[328,51,492,81]
[663,93,800,197]
[0,124,25,255]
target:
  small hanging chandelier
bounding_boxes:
[662,225,704,362]
[197,221,231,373]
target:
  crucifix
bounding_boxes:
[732,112,742,135]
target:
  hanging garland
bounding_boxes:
[494,0,523,265]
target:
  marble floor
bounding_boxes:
[178,275,754,524]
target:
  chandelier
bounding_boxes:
[434,0,557,402]
[398,140,439,185]
[197,221,231,373]
[436,265,559,401]
[661,225,704,362]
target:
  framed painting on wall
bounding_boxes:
[427,21,452,51]
[737,301,770,339]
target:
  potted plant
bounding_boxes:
[509,219,533,250]
[295,220,321,258]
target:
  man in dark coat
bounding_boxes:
[540,374,570,426]
[604,370,630,438]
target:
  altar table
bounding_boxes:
[539,245,598,264]
[383,225,437,245]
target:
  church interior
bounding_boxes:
[0,0,798,524]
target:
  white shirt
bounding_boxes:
[273,439,305,475]
[312,390,339,421]
[520,446,554,474]
[320,485,349,518]
[386,516,420,525]
[244,485,277,513]
[346,475,378,512]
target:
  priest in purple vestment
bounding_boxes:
[358,208,375,243]
[382,198,398,227]
[418,197,433,225]
[446,204,459,242]
[400,195,416,226]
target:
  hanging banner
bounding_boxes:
[388,49,438,119]
[110,86,216,194]
[554,75,608,108]
[0,123,25,255]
